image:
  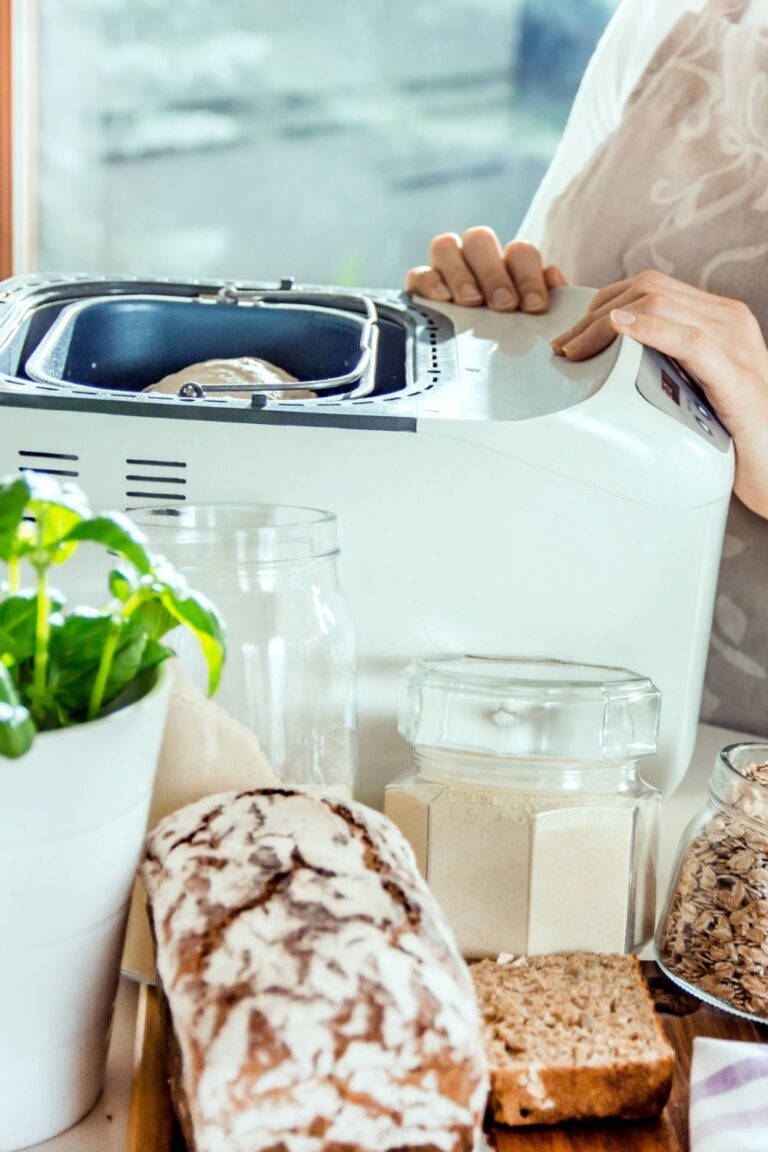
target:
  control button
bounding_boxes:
[696,403,712,418]
[695,416,714,436]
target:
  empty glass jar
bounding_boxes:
[656,742,768,1023]
[131,504,357,795]
[385,656,661,959]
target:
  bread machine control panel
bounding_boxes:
[635,348,730,452]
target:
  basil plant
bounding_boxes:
[0,472,225,758]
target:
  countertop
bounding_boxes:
[31,722,764,1152]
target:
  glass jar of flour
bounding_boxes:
[385,656,661,959]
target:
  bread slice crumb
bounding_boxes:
[470,953,674,1126]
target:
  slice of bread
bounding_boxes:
[470,953,674,1127]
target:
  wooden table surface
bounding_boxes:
[128,964,768,1152]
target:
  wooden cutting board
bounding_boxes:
[128,964,768,1152]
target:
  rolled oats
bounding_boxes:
[657,752,768,1022]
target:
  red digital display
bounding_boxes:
[661,369,680,405]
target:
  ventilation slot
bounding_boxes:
[18,450,80,478]
[124,458,187,507]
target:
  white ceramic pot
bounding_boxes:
[0,665,171,1151]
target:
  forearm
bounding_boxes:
[730,395,768,519]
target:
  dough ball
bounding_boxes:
[144,356,316,400]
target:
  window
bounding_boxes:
[1,0,12,278]
[12,0,620,287]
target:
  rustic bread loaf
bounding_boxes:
[141,788,489,1152]
[471,953,674,1127]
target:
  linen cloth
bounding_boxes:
[689,1037,768,1150]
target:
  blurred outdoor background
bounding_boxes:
[26,0,620,287]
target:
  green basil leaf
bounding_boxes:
[27,476,90,553]
[45,611,170,721]
[101,651,170,716]
[24,473,90,517]
[63,513,152,575]
[1,473,225,737]
[108,565,137,603]
[130,597,179,641]
[0,662,36,758]
[0,475,31,562]
[157,584,226,695]
[0,593,65,666]
[0,593,40,663]
[102,623,150,698]
[48,610,113,665]
[139,637,174,671]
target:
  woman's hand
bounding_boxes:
[405,226,567,313]
[552,270,768,518]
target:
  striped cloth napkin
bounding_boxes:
[690,1037,768,1151]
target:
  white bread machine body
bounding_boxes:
[0,287,734,802]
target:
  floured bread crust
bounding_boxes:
[141,788,488,1152]
[144,357,316,399]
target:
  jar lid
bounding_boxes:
[398,656,660,762]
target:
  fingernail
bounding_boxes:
[433,283,451,300]
[561,340,578,357]
[491,287,516,309]
[522,292,545,311]
[459,285,483,304]
[611,308,636,326]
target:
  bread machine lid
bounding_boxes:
[418,288,620,422]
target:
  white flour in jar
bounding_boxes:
[385,772,640,959]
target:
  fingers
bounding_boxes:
[404,265,452,301]
[551,270,736,360]
[503,241,550,313]
[544,265,568,289]
[461,227,521,310]
[552,314,618,360]
[404,227,561,313]
[607,307,709,364]
[587,269,712,317]
[607,306,746,425]
[550,282,647,356]
[428,232,485,306]
[552,282,693,358]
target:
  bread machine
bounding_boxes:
[0,273,733,803]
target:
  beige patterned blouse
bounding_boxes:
[545,0,768,738]
[544,0,768,337]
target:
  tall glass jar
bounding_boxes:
[131,504,357,795]
[385,656,661,959]
[656,742,768,1023]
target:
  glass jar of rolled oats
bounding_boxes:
[656,743,768,1023]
